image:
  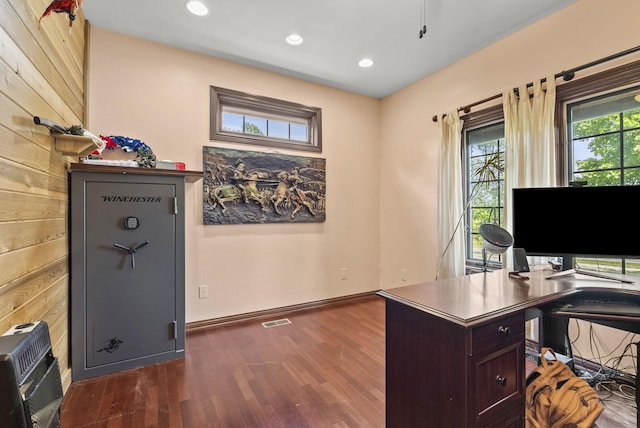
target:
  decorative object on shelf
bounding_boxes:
[38,0,84,30]
[92,136,157,168]
[203,147,326,224]
[34,116,104,156]
[479,223,513,272]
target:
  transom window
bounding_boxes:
[210,86,322,152]
[221,107,309,142]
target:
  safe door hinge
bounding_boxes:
[171,197,178,215]
[170,321,177,339]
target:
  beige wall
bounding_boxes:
[86,28,381,322]
[379,0,640,287]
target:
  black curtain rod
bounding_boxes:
[431,45,640,122]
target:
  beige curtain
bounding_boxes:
[436,110,465,279]
[503,76,557,267]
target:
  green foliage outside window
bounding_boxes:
[244,122,265,136]
[569,93,640,275]
[571,106,640,186]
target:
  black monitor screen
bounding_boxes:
[511,186,640,258]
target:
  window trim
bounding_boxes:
[210,86,322,153]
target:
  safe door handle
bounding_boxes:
[113,241,150,268]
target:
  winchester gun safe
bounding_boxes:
[70,165,199,380]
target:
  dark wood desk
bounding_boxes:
[377,268,640,427]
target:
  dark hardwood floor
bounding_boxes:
[60,295,386,427]
[60,294,635,427]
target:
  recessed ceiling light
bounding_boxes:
[185,0,208,16]
[286,34,303,46]
[358,58,374,68]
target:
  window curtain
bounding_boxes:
[503,76,557,267]
[436,110,465,279]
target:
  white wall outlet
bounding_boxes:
[401,268,408,281]
[198,285,208,299]
[340,267,348,280]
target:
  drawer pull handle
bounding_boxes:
[495,375,507,386]
[498,326,510,336]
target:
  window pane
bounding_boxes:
[470,182,501,208]
[571,88,639,136]
[470,207,493,231]
[627,259,640,275]
[465,122,505,265]
[623,168,640,185]
[572,134,620,171]
[244,116,267,135]
[467,124,504,145]
[290,123,308,142]
[572,170,620,186]
[222,112,243,132]
[623,129,640,167]
[575,257,623,273]
[471,234,484,260]
[268,120,289,139]
[623,106,640,128]
[572,114,619,139]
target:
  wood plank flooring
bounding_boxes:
[60,295,386,427]
[60,295,636,427]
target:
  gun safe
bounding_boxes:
[70,165,200,380]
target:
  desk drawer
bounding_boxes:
[474,341,525,426]
[469,312,524,355]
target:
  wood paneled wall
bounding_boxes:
[0,0,86,391]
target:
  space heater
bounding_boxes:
[0,321,63,428]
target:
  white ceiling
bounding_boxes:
[81,0,575,99]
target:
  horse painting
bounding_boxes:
[203,147,326,224]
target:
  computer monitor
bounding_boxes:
[511,185,640,270]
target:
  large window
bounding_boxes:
[566,85,640,274]
[461,60,640,273]
[464,122,505,269]
[210,86,322,152]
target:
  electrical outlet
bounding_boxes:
[340,267,348,280]
[401,268,408,281]
[198,285,208,299]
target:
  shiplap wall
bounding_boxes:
[0,0,86,391]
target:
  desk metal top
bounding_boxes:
[377,267,640,327]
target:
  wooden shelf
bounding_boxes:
[54,134,100,156]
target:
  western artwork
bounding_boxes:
[203,147,326,224]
